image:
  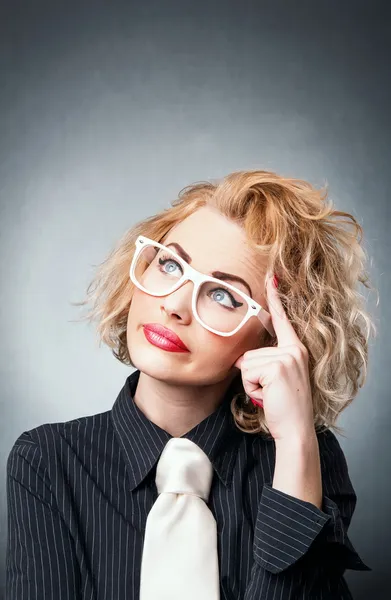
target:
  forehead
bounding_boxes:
[162,206,267,300]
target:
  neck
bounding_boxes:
[133,370,237,437]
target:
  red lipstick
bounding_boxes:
[143,323,190,353]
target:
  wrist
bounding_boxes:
[274,428,317,450]
[273,428,322,508]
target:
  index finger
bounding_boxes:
[266,274,299,346]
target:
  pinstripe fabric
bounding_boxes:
[6,369,371,599]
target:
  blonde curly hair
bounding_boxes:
[73,170,379,438]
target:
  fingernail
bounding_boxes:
[250,397,264,408]
[272,274,279,288]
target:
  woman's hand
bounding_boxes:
[234,274,315,442]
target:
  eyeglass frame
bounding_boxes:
[129,235,276,338]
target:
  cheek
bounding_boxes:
[128,289,154,319]
[197,330,248,367]
[126,290,151,340]
[226,323,265,355]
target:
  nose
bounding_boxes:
[160,280,194,323]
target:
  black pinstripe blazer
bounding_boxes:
[6,368,370,599]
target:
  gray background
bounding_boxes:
[0,0,389,597]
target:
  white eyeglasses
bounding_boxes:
[129,235,275,338]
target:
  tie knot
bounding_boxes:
[155,438,214,501]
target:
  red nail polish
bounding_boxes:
[250,397,264,408]
[273,274,279,288]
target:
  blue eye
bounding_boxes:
[158,256,183,275]
[208,288,243,309]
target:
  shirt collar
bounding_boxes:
[110,369,242,492]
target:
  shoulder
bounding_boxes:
[7,408,113,480]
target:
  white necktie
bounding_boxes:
[139,437,220,600]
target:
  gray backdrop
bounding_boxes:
[0,1,389,598]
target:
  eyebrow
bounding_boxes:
[166,242,253,298]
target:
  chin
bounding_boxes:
[131,348,232,391]
[128,332,192,381]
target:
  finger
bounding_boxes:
[266,274,299,347]
[241,347,289,362]
[241,361,276,393]
[246,390,264,407]
[235,344,293,369]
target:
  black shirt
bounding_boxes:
[6,369,370,599]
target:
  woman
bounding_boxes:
[6,170,376,599]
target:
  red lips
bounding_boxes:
[143,323,189,351]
